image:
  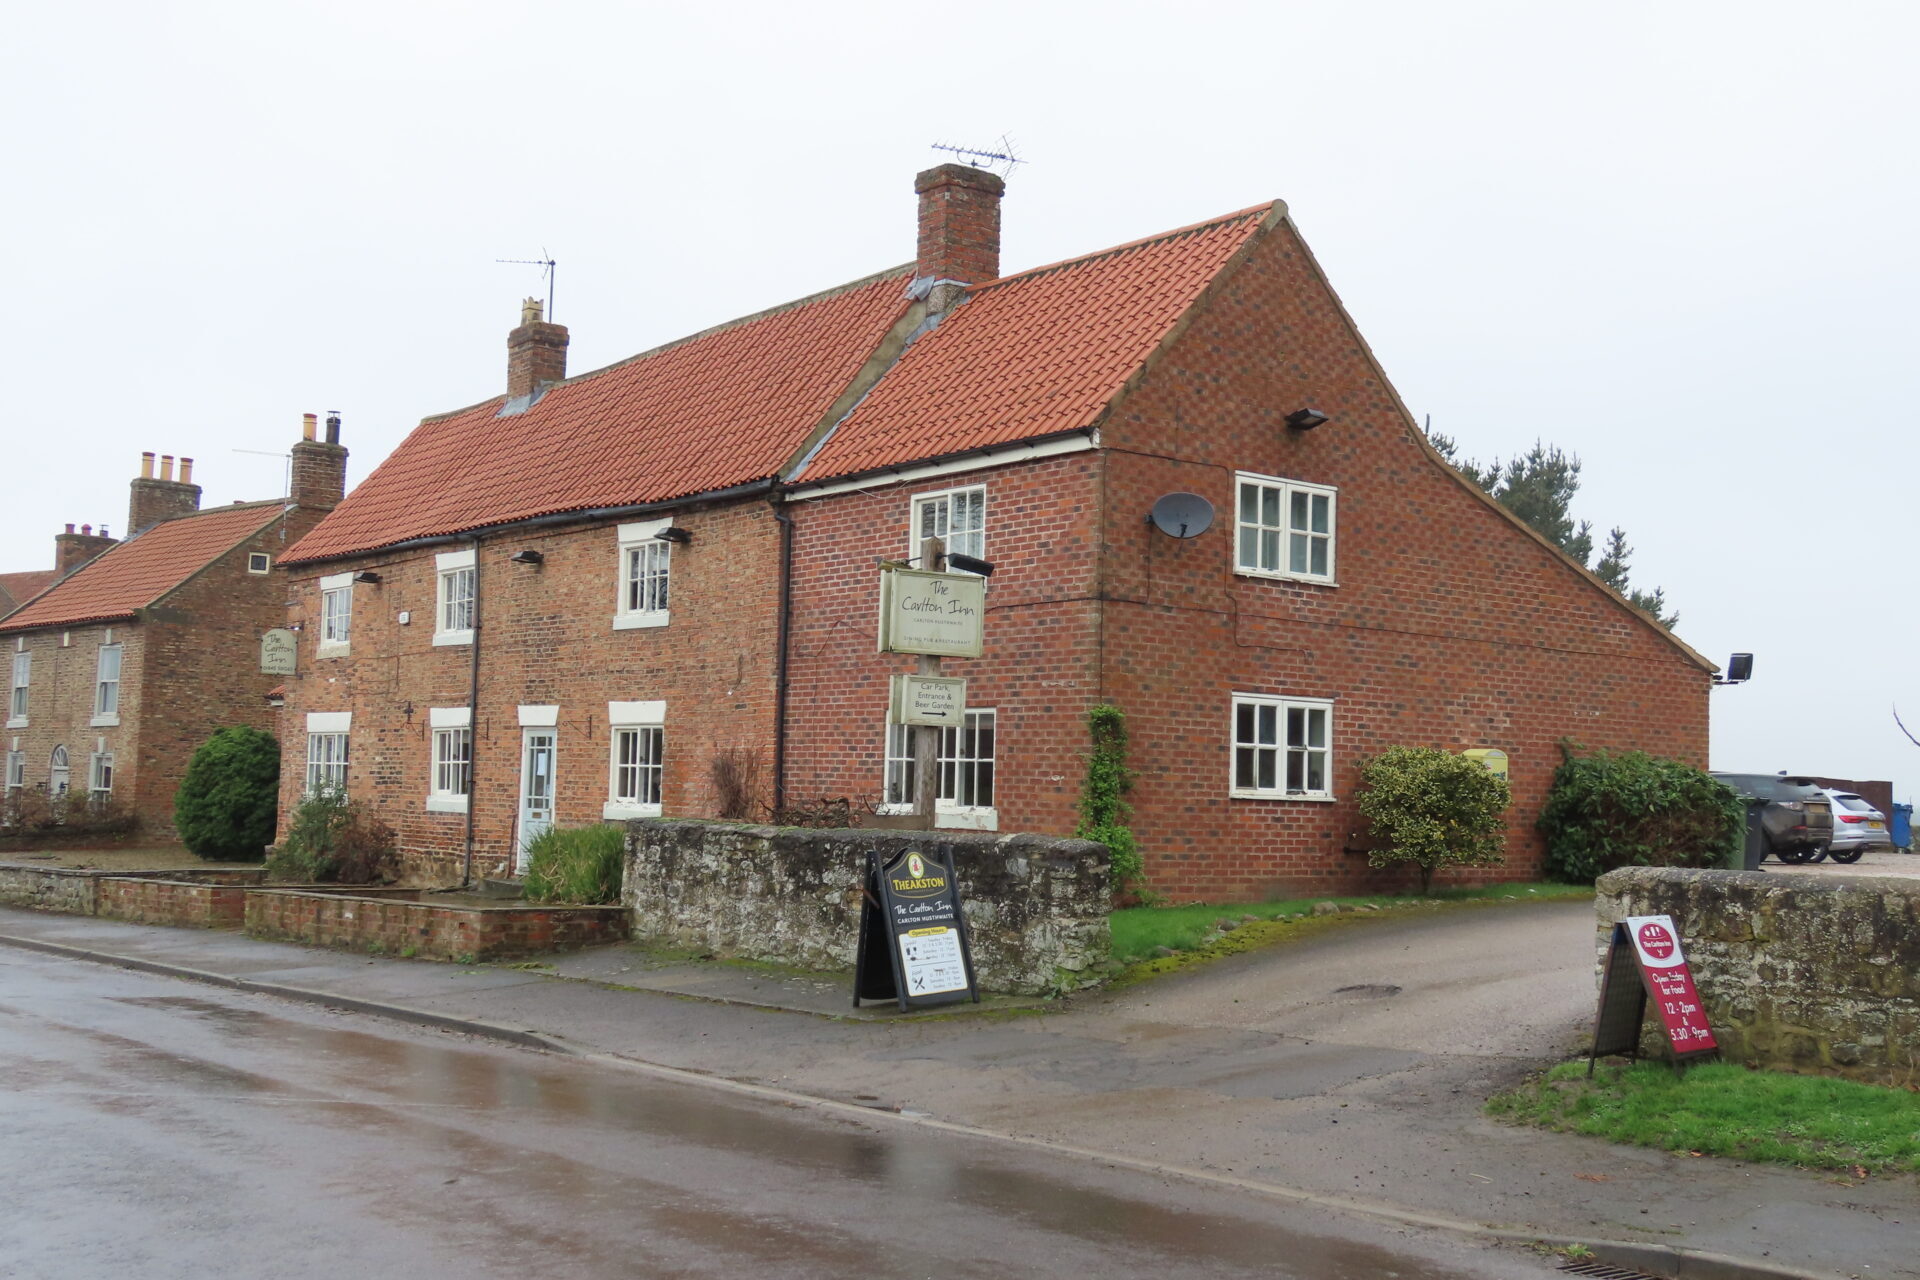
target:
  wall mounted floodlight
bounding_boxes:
[1714,652,1754,686]
[1285,407,1330,431]
[351,571,382,585]
[508,549,545,566]
[655,527,692,545]
[946,552,996,577]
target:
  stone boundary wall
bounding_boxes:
[624,819,1111,995]
[244,889,629,961]
[0,864,104,915]
[1597,867,1920,1086]
[0,863,263,919]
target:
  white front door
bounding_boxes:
[516,730,556,874]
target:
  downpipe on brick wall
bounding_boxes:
[463,534,482,888]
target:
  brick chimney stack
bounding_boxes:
[507,298,569,401]
[128,450,204,533]
[915,163,1005,313]
[290,411,349,510]
[54,522,117,575]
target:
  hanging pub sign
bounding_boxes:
[259,628,298,675]
[854,846,980,1011]
[1590,913,1718,1073]
[888,673,967,727]
[877,568,985,658]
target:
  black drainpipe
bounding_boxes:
[462,534,483,888]
[770,494,795,815]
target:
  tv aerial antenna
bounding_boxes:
[930,134,1027,178]
[496,249,557,321]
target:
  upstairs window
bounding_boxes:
[434,550,476,646]
[92,644,122,724]
[8,649,29,726]
[910,485,986,564]
[615,521,673,630]
[248,553,272,574]
[1235,473,1336,584]
[318,572,353,654]
[1231,694,1333,799]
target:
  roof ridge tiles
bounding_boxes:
[967,200,1281,295]
[418,263,916,426]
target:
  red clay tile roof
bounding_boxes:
[0,570,58,618]
[793,205,1274,482]
[284,271,913,564]
[0,504,285,632]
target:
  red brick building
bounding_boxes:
[2,427,347,840]
[277,165,1712,898]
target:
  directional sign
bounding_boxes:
[878,568,985,658]
[889,674,967,727]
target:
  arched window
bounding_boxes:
[49,745,70,796]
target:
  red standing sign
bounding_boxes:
[1590,913,1717,1072]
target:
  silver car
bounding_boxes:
[1822,789,1892,862]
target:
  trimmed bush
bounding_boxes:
[1538,746,1741,882]
[173,726,280,861]
[1357,746,1511,894]
[522,824,625,904]
[267,788,397,884]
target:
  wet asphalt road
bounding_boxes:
[0,947,1557,1279]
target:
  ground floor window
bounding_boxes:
[88,749,114,802]
[1230,693,1332,798]
[306,732,349,795]
[612,726,664,810]
[4,746,21,792]
[882,710,997,812]
[432,728,472,801]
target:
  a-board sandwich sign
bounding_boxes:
[877,568,985,659]
[1590,912,1718,1073]
[853,846,980,1011]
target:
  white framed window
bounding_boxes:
[89,741,114,802]
[248,552,272,574]
[1230,693,1333,800]
[318,571,353,655]
[91,644,122,726]
[1235,472,1336,584]
[604,700,666,819]
[614,520,672,629]
[434,550,476,646]
[306,733,349,795]
[880,709,998,830]
[5,739,23,793]
[910,485,986,566]
[8,648,30,728]
[428,707,472,811]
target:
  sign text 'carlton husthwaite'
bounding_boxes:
[877,569,985,658]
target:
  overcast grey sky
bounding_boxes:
[7,1,1915,798]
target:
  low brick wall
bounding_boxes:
[0,863,267,922]
[1597,867,1920,1086]
[625,819,1111,995]
[244,889,629,961]
[96,875,263,929]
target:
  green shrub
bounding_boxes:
[522,824,625,904]
[1075,704,1145,896]
[1537,745,1740,882]
[267,788,397,884]
[1356,746,1511,894]
[173,726,281,861]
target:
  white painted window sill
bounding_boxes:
[612,612,669,631]
[1229,790,1338,803]
[89,714,120,728]
[602,802,663,821]
[432,630,474,647]
[4,718,25,730]
[425,794,470,814]
[1232,568,1338,588]
[936,807,999,832]
[316,641,350,659]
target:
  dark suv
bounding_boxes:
[1711,773,1835,864]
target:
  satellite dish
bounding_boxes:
[1148,492,1215,539]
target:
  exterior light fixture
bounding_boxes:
[1714,653,1754,686]
[508,549,545,565]
[1285,407,1329,431]
[351,571,382,585]
[655,527,692,545]
[946,552,996,577]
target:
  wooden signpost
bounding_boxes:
[1590,913,1718,1073]
[854,846,980,1011]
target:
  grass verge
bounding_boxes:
[1488,1059,1920,1175]
[1110,881,1589,965]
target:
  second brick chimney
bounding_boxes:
[507,298,569,401]
[128,451,203,533]
[290,412,349,510]
[54,523,116,575]
[915,163,1005,313]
